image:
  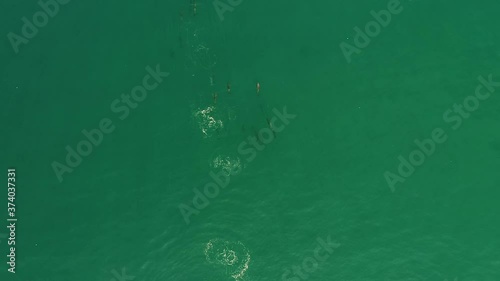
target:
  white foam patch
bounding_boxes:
[205,239,250,280]
[211,154,242,175]
[193,106,223,138]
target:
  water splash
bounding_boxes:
[193,106,223,138]
[211,154,242,176]
[205,239,250,280]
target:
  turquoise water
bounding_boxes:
[1,0,499,280]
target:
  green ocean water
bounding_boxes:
[1,0,499,280]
